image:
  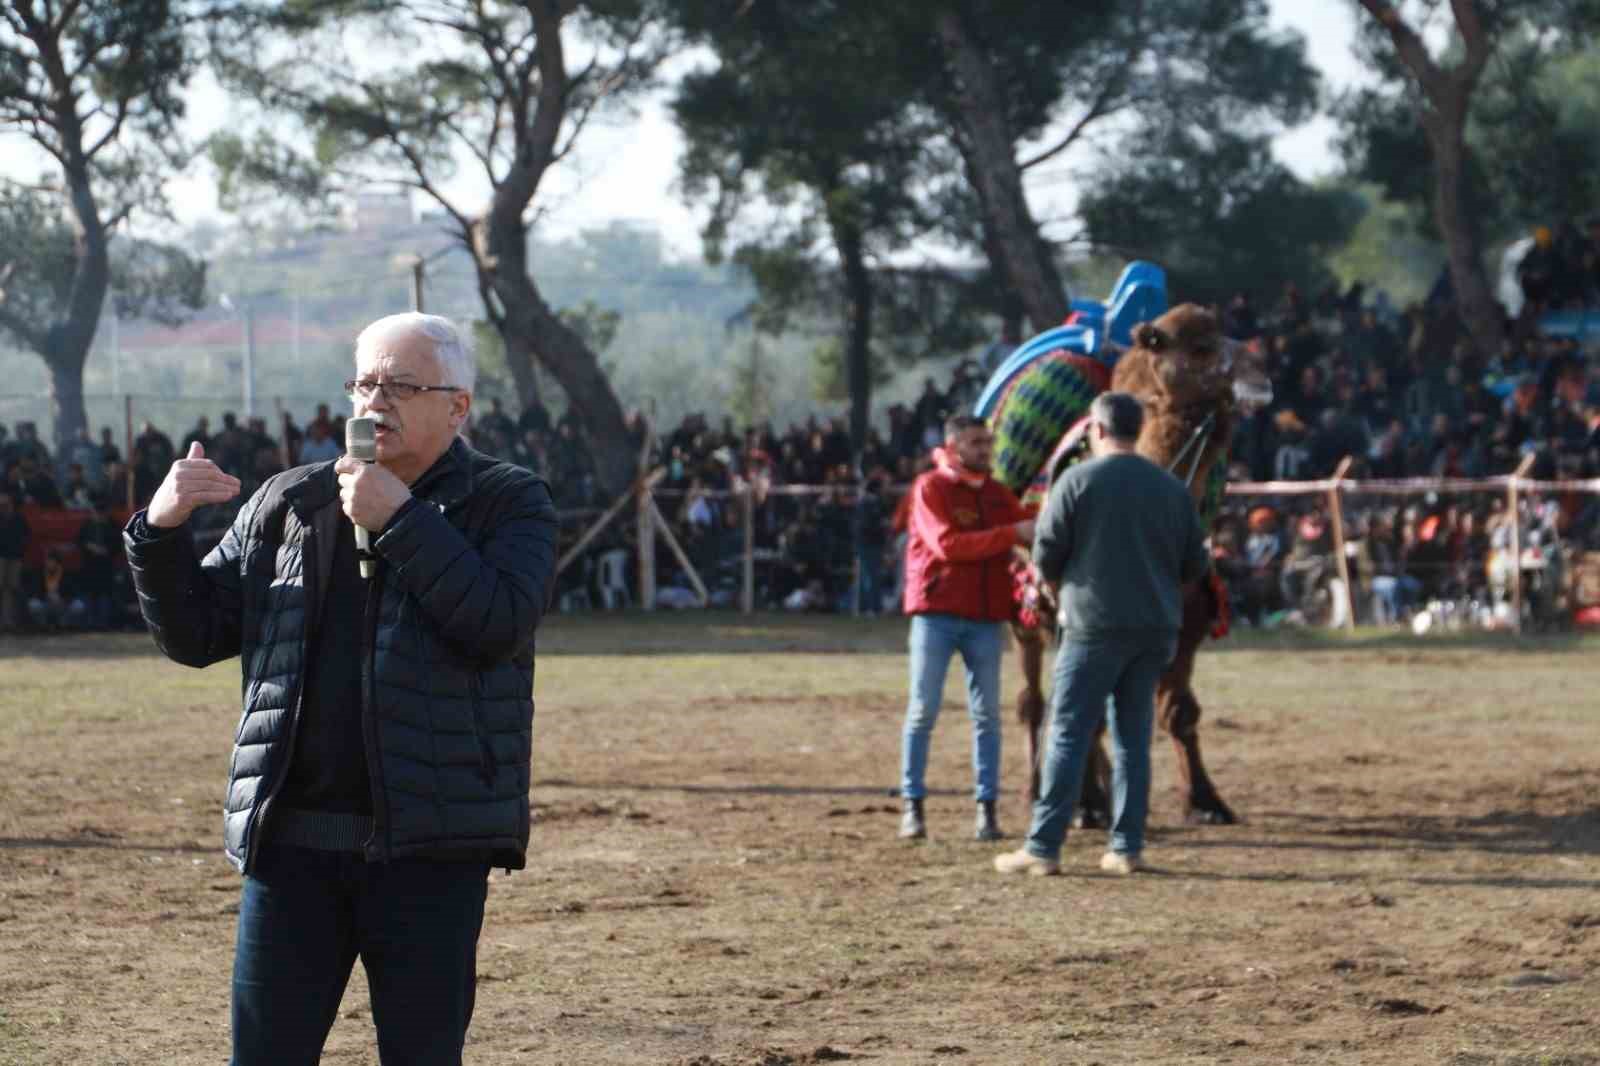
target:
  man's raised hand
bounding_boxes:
[146,442,242,529]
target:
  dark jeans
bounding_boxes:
[231,843,490,1066]
[1023,632,1177,860]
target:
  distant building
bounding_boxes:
[344,191,414,233]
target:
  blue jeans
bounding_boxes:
[900,613,1004,802]
[231,844,490,1066]
[856,546,884,615]
[1371,575,1422,624]
[1024,633,1176,860]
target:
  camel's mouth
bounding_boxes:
[1233,379,1273,412]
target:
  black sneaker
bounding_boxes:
[974,800,1002,841]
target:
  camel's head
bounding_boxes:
[1116,304,1271,414]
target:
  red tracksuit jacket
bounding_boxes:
[902,462,1027,622]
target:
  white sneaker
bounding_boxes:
[993,848,1060,876]
[1099,851,1142,876]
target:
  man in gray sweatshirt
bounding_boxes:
[994,391,1210,876]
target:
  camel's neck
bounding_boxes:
[1135,399,1234,504]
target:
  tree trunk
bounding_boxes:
[501,283,635,495]
[499,327,543,417]
[1426,119,1502,360]
[44,329,91,455]
[1353,0,1498,361]
[981,224,1027,345]
[44,160,109,453]
[935,6,1069,332]
[475,212,635,496]
[833,216,874,467]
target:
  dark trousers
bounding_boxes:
[1023,632,1177,859]
[231,844,490,1066]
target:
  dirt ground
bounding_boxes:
[1,615,1597,1066]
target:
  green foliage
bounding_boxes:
[0,0,196,219]
[470,318,516,404]
[670,1,973,440]
[0,0,206,444]
[916,0,1318,248]
[1326,184,1445,306]
[809,336,893,405]
[209,0,672,225]
[1339,3,1600,244]
[558,300,622,353]
[1077,130,1365,306]
[211,129,333,218]
[0,188,77,342]
[0,181,204,353]
[109,238,208,325]
[726,334,773,427]
[672,3,944,256]
[1468,37,1600,230]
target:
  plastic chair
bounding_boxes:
[597,548,630,609]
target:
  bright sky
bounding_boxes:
[6,1,1371,259]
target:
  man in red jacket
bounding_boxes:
[898,414,1033,841]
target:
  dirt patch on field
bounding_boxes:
[1,618,1596,1064]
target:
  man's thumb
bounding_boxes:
[188,441,204,460]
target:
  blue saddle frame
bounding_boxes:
[973,261,1168,418]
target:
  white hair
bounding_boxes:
[355,312,476,395]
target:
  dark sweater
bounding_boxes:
[1033,452,1210,638]
[277,516,372,817]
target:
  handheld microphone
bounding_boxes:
[345,415,382,579]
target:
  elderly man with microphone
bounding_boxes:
[124,312,558,1065]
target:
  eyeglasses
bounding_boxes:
[344,379,464,402]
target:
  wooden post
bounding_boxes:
[638,482,656,611]
[1509,453,1537,634]
[648,496,709,606]
[556,468,663,575]
[741,481,754,614]
[124,394,135,513]
[637,425,657,611]
[1326,456,1356,631]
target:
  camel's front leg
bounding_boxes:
[1160,581,1237,825]
[1076,726,1112,829]
[1015,626,1047,806]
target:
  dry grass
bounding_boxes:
[1,616,1597,1065]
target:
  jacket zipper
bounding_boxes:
[244,520,317,872]
[361,569,392,861]
[976,485,991,619]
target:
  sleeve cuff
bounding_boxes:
[125,509,183,542]
[379,496,422,537]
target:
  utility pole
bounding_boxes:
[109,306,120,398]
[291,290,302,371]
[396,245,453,315]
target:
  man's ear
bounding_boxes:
[453,392,473,429]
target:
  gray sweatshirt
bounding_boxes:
[1033,452,1210,638]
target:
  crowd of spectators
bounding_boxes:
[474,364,991,615]
[5,268,1600,635]
[1514,218,1600,313]
[1213,262,1600,629]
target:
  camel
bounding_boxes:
[991,304,1270,826]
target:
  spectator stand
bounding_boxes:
[552,428,713,611]
[1225,453,1600,634]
